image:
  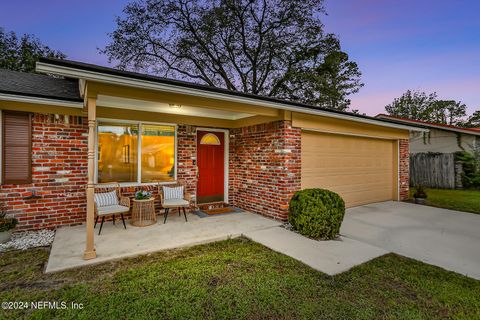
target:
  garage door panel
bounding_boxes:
[303,165,392,174]
[303,178,392,194]
[303,172,391,185]
[301,131,394,208]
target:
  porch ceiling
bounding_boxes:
[97,94,254,120]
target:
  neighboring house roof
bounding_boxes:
[376,114,480,136]
[34,57,425,132]
[0,69,82,103]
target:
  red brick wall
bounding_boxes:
[229,120,301,220]
[399,139,409,200]
[2,117,203,231]
[3,113,407,231]
[176,125,197,197]
[0,114,88,231]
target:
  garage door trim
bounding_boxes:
[301,127,401,141]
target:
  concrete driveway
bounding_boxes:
[341,201,480,280]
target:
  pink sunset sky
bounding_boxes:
[323,0,479,115]
[1,0,479,116]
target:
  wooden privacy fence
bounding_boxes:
[410,153,461,189]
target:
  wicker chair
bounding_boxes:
[158,181,191,224]
[94,183,130,235]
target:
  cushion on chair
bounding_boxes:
[94,190,119,207]
[163,198,189,207]
[163,186,184,200]
[97,204,130,216]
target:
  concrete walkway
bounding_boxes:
[245,227,387,275]
[48,201,478,278]
[46,211,281,273]
[48,209,388,276]
[342,201,480,280]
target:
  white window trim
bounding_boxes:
[95,118,178,186]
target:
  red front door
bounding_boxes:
[197,131,225,203]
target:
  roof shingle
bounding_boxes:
[0,69,82,102]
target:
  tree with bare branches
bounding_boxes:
[102,0,363,111]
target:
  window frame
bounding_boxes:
[95,118,178,186]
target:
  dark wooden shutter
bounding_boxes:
[2,111,32,184]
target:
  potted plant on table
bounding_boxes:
[0,210,18,244]
[135,190,152,200]
[413,184,427,204]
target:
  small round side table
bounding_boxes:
[131,197,156,227]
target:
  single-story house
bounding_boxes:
[376,115,479,153]
[0,58,424,260]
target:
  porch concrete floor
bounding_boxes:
[46,211,281,273]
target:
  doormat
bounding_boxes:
[193,205,243,218]
[203,207,236,215]
[197,201,228,211]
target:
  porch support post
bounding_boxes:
[83,97,97,260]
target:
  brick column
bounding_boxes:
[176,125,197,198]
[229,120,301,220]
[399,139,409,200]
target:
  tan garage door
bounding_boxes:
[301,131,395,207]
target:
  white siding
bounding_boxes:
[410,129,477,153]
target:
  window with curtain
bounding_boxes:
[97,122,176,183]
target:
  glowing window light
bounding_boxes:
[200,133,220,145]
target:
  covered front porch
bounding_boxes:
[33,59,301,264]
[79,82,291,262]
[46,210,281,272]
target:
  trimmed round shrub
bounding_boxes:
[288,188,345,240]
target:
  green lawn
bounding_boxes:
[410,188,480,214]
[1,239,479,320]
